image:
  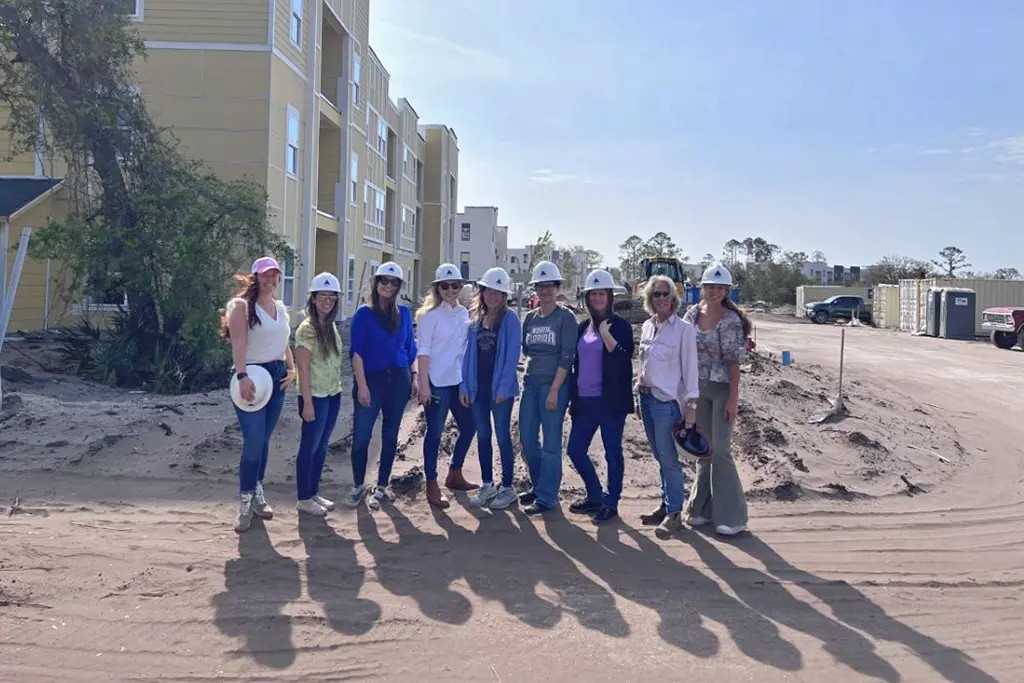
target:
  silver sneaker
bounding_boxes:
[490,486,518,510]
[312,494,335,512]
[343,485,365,509]
[469,483,498,507]
[253,482,274,519]
[235,493,254,533]
[367,487,387,511]
[687,515,711,527]
[716,524,747,536]
[296,499,327,517]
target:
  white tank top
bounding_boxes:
[227,297,290,364]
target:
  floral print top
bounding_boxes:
[683,304,746,384]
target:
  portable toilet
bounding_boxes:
[939,288,976,340]
[925,287,944,336]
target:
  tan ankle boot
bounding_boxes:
[426,480,450,508]
[445,468,478,491]
[640,502,667,526]
[655,512,683,540]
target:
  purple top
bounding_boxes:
[577,328,604,397]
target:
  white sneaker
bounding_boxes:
[687,516,711,527]
[253,482,274,519]
[490,486,518,510]
[235,493,254,533]
[716,524,747,536]
[367,487,387,511]
[312,495,335,512]
[343,485,365,509]
[297,499,327,517]
[469,483,498,507]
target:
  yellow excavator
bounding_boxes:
[614,256,687,322]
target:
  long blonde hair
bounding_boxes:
[470,286,507,326]
[415,283,444,323]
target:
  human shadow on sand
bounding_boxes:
[723,534,1000,683]
[210,521,301,669]
[545,518,800,667]
[298,514,381,635]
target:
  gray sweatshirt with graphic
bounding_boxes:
[522,305,578,387]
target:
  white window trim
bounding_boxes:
[290,0,303,47]
[281,247,297,306]
[346,254,357,306]
[285,105,300,178]
[125,0,144,21]
[351,47,362,108]
[377,117,388,159]
[349,152,358,206]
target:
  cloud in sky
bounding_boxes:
[529,169,595,185]
[988,136,1024,165]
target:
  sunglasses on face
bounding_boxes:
[652,291,672,299]
[378,277,401,288]
[438,282,461,291]
[315,293,338,301]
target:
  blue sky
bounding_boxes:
[369,0,1024,272]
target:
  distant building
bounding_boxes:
[454,206,500,281]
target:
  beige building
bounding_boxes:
[0,0,458,331]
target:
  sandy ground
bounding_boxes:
[1,314,1022,682]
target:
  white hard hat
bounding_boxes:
[375,261,404,280]
[432,263,462,283]
[310,272,341,293]
[229,364,273,412]
[529,260,562,285]
[477,267,512,294]
[582,269,615,292]
[701,263,733,287]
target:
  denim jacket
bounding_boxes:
[460,309,522,403]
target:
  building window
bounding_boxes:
[401,211,406,237]
[375,189,385,226]
[282,250,296,305]
[459,252,471,280]
[349,152,358,205]
[410,210,417,236]
[119,0,143,20]
[351,52,361,107]
[346,255,356,306]
[461,222,471,241]
[286,105,299,177]
[363,184,370,222]
[376,117,387,157]
[402,147,408,176]
[290,0,302,45]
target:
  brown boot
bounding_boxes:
[445,468,478,491]
[655,512,683,540]
[426,480,450,509]
[640,503,667,526]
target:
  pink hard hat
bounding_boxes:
[251,256,281,275]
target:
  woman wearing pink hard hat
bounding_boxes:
[222,255,297,533]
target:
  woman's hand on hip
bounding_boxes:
[280,367,296,390]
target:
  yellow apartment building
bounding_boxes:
[0,0,460,332]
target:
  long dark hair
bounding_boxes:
[371,276,401,333]
[305,292,340,357]
[585,288,613,325]
[702,287,752,337]
[221,274,260,340]
[470,286,506,326]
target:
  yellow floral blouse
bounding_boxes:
[295,320,343,397]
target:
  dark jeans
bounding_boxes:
[295,393,342,500]
[518,382,570,508]
[234,360,287,494]
[567,396,627,510]
[423,383,475,481]
[351,366,412,488]
[471,385,515,487]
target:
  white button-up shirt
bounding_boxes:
[416,302,470,388]
[637,313,699,411]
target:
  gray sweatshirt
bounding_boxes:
[522,305,578,387]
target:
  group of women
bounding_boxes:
[224,254,751,540]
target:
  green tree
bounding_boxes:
[782,250,809,272]
[527,230,554,269]
[643,231,681,259]
[865,255,933,285]
[617,234,644,282]
[932,246,971,277]
[0,0,289,392]
[699,253,715,271]
[992,267,1021,280]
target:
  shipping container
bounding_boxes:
[795,286,873,317]
[872,284,900,329]
[907,278,1024,336]
[899,279,928,333]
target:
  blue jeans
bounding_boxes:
[295,393,342,500]
[518,382,569,508]
[351,366,412,488]
[423,383,475,481]
[639,393,684,513]
[567,396,627,510]
[234,360,287,494]
[472,385,515,487]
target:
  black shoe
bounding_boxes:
[592,507,618,524]
[568,498,602,515]
[523,501,553,516]
[518,491,537,506]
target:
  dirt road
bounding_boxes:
[1,317,1022,682]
